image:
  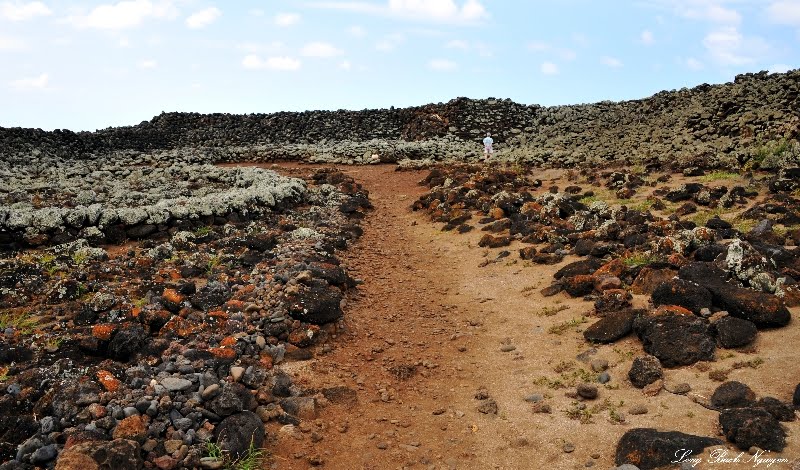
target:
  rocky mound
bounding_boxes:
[2,70,799,168]
[0,168,370,469]
[0,152,306,250]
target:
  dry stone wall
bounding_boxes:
[1,70,798,168]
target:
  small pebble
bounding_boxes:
[577,383,598,400]
[500,344,516,352]
[668,383,691,394]
[376,442,388,450]
[531,403,551,414]
[230,366,245,382]
[524,393,543,403]
[628,404,648,415]
[590,359,608,372]
[563,443,575,453]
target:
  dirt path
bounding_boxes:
[266,164,800,470]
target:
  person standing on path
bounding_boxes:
[482,133,494,161]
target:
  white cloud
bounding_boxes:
[474,41,492,57]
[65,0,178,30]
[186,7,220,29]
[527,41,575,61]
[429,58,457,71]
[686,57,704,70]
[541,61,558,75]
[311,0,488,24]
[301,41,343,58]
[446,39,469,50]
[388,0,485,21]
[572,33,589,47]
[767,1,800,27]
[274,12,300,26]
[0,35,26,50]
[527,40,549,52]
[10,72,48,90]
[702,26,770,66]
[641,30,654,45]
[138,59,157,69]
[339,60,352,70]
[0,1,51,21]
[559,48,576,61]
[348,25,366,36]
[601,56,623,67]
[443,39,491,56]
[702,4,740,24]
[242,54,301,71]
[650,0,741,25]
[375,33,405,51]
[237,41,285,54]
[769,63,791,73]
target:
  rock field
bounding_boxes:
[0,165,370,469]
[411,163,799,469]
[0,70,799,469]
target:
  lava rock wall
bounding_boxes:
[1,70,798,167]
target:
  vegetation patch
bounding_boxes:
[547,316,588,335]
[622,252,660,268]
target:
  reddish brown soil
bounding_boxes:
[261,164,800,470]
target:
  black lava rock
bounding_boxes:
[583,309,637,343]
[719,408,786,451]
[711,284,791,328]
[214,411,265,459]
[615,428,722,470]
[713,316,757,348]
[756,397,796,422]
[628,355,663,389]
[107,324,146,361]
[633,313,715,367]
[651,278,712,314]
[711,381,756,409]
[554,258,603,280]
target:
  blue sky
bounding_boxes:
[1,0,798,131]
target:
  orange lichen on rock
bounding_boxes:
[92,324,117,341]
[160,317,200,338]
[208,310,228,321]
[653,305,694,316]
[595,258,626,277]
[259,354,273,370]
[210,347,236,361]
[96,370,121,392]
[224,300,245,311]
[161,288,185,304]
[158,268,182,280]
[236,285,255,296]
[488,207,505,220]
[219,336,237,347]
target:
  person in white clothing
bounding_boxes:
[482,133,494,160]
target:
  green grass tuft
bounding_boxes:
[548,316,588,335]
[700,171,740,182]
[622,251,660,268]
[0,312,38,335]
